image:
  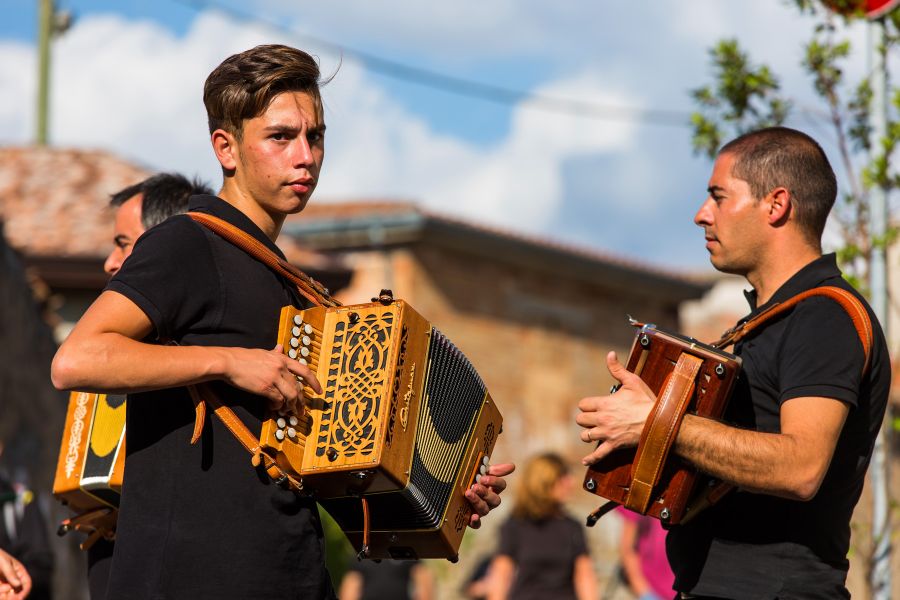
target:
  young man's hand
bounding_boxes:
[576,351,656,466]
[222,344,322,413]
[465,462,516,528]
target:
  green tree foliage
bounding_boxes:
[690,1,900,291]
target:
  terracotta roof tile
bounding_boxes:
[0,146,150,258]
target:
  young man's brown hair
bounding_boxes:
[203,44,325,139]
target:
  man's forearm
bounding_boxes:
[674,414,815,500]
[52,333,227,394]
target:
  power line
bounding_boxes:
[171,0,693,127]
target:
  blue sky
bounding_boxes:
[0,1,882,271]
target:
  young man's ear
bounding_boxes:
[211,129,238,172]
[766,187,792,226]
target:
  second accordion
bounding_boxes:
[583,323,741,525]
[265,294,503,560]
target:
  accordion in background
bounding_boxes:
[53,391,126,543]
[265,294,503,560]
[583,323,741,526]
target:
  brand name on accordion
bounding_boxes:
[401,362,415,431]
[65,393,90,479]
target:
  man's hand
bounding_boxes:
[222,344,322,413]
[0,549,31,600]
[465,462,515,529]
[576,351,656,466]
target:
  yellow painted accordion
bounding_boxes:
[263,294,503,561]
[53,391,126,513]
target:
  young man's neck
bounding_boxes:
[746,243,822,306]
[217,181,285,241]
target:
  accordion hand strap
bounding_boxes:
[186,383,304,492]
[187,212,340,308]
[624,352,702,514]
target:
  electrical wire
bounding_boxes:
[170,0,693,127]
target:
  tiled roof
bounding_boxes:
[288,200,708,292]
[0,146,151,258]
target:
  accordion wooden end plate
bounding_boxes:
[265,299,504,559]
[582,325,740,524]
[53,391,126,513]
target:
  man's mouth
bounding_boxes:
[288,178,314,194]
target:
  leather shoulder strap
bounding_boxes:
[187,211,340,308]
[711,286,873,376]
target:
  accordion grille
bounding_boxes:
[324,328,486,530]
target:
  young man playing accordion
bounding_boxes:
[53,44,512,599]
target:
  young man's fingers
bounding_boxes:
[284,360,322,394]
[581,441,615,466]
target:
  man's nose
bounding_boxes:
[292,137,313,167]
[104,250,121,276]
[694,198,713,227]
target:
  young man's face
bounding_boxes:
[694,152,769,275]
[230,91,325,218]
[104,193,144,276]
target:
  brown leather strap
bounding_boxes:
[625,352,703,514]
[187,212,340,308]
[187,383,304,492]
[712,286,873,375]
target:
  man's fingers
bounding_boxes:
[0,555,21,590]
[582,441,615,466]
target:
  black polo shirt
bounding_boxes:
[667,254,891,599]
[105,195,334,599]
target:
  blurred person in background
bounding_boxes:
[488,452,596,600]
[617,507,673,600]
[0,443,52,600]
[338,559,434,600]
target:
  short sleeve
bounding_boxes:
[568,516,589,557]
[497,517,520,560]
[106,216,222,342]
[777,296,867,407]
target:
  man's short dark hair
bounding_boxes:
[203,44,326,138]
[110,173,213,229]
[720,127,837,247]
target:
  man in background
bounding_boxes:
[89,172,212,600]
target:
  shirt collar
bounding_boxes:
[187,194,286,259]
[742,253,842,317]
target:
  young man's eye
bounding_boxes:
[308,131,323,144]
[271,133,287,141]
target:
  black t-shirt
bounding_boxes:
[667,254,891,599]
[104,195,334,599]
[497,513,589,600]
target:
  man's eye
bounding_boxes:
[271,133,286,141]
[308,131,323,144]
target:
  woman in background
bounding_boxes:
[489,453,596,600]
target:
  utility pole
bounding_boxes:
[35,0,72,146]
[868,17,892,598]
[36,0,53,145]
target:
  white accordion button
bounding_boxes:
[292,326,301,337]
[288,349,298,359]
[290,338,300,348]
[299,358,308,365]
[275,429,285,441]
[479,465,487,475]
[301,335,311,346]
[276,418,287,429]
[289,416,299,427]
[287,427,297,439]
[293,315,303,326]
[300,347,310,357]
[482,456,490,466]
[303,323,313,335]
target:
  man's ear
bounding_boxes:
[766,187,791,226]
[211,129,238,172]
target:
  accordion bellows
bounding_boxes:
[264,298,503,560]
